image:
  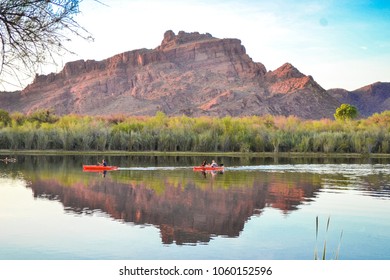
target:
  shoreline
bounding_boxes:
[1,149,390,158]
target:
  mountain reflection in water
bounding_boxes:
[27,171,320,245]
[5,155,389,248]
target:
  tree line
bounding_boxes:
[0,109,389,154]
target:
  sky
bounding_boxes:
[10,0,390,91]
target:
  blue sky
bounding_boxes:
[44,0,390,90]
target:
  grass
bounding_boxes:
[314,216,343,260]
[2,149,390,158]
[1,111,390,154]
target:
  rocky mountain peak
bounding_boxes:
[1,30,388,119]
[159,30,215,50]
[357,81,388,94]
[327,82,390,117]
[268,63,305,81]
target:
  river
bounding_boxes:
[0,155,389,260]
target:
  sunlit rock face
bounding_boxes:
[327,82,390,117]
[0,30,360,119]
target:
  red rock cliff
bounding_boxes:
[0,30,345,119]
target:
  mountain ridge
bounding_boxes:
[327,82,390,117]
[0,30,388,119]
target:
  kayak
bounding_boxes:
[193,166,224,171]
[83,165,118,171]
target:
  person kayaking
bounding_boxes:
[0,157,17,164]
[210,160,218,167]
[201,160,207,167]
[98,159,107,166]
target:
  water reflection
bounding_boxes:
[2,155,390,246]
[27,170,321,245]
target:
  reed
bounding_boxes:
[0,110,390,154]
[314,216,343,260]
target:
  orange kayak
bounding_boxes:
[83,165,118,171]
[193,166,224,171]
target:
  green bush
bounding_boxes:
[0,109,389,154]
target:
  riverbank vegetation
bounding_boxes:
[0,109,389,154]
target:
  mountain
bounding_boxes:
[0,30,385,119]
[327,82,390,117]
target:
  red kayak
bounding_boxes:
[83,165,118,171]
[193,166,224,171]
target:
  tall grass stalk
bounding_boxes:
[1,110,390,153]
[315,216,343,260]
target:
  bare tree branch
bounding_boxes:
[0,0,96,89]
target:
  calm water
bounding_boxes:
[0,155,389,260]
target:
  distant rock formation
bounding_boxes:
[0,30,388,119]
[327,82,390,117]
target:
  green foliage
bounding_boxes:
[27,109,59,124]
[1,110,390,154]
[0,109,11,127]
[10,112,27,126]
[334,103,358,121]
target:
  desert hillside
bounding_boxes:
[0,30,388,119]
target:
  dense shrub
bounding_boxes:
[0,109,389,154]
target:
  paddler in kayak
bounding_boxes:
[97,159,108,178]
[199,160,219,167]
